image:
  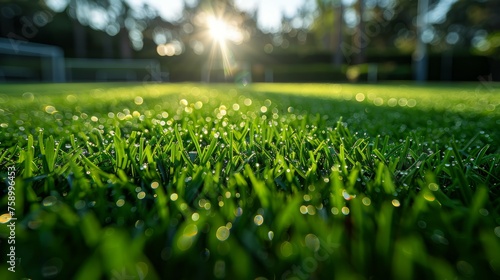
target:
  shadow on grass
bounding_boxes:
[245,87,500,152]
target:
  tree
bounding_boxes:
[310,0,344,66]
[353,0,365,65]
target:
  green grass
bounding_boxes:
[0,82,499,279]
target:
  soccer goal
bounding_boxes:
[0,37,65,82]
[65,58,166,82]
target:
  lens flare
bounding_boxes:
[206,16,241,81]
[208,18,229,43]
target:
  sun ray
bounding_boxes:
[205,16,239,81]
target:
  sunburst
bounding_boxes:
[205,15,243,81]
[208,17,230,43]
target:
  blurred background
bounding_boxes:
[0,0,499,83]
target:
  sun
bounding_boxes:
[208,17,229,43]
[203,14,245,81]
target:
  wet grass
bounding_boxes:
[0,82,499,279]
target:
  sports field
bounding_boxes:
[0,82,499,279]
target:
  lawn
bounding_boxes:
[0,82,499,279]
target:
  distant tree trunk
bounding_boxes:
[353,0,365,65]
[333,0,344,67]
[492,59,500,81]
[73,19,87,57]
[120,28,132,59]
[102,32,113,58]
[440,50,453,81]
[487,0,500,81]
[414,0,429,82]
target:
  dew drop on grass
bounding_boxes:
[116,199,125,207]
[204,202,211,210]
[192,213,199,221]
[305,234,320,252]
[135,220,144,228]
[355,93,365,102]
[194,101,203,109]
[479,208,489,216]
[268,231,274,241]
[43,196,57,207]
[362,197,371,206]
[307,205,316,215]
[427,183,439,192]
[170,193,178,201]
[431,231,449,245]
[234,207,243,217]
[300,205,308,214]
[254,215,264,226]
[392,199,401,207]
[74,200,86,210]
[44,105,57,114]
[494,226,500,238]
[23,92,35,101]
[180,203,188,211]
[216,226,230,241]
[137,191,146,200]
[151,182,159,189]
[388,98,397,107]
[0,213,13,223]
[341,207,350,215]
[373,97,384,106]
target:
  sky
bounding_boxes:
[125,0,313,32]
[234,0,313,31]
[45,0,457,33]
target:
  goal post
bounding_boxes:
[0,38,166,83]
[0,37,65,82]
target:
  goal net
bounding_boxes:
[0,37,65,82]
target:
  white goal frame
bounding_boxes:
[0,37,65,82]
